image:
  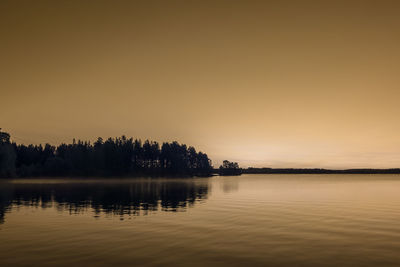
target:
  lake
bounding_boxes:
[1,174,400,266]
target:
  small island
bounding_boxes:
[219,160,242,176]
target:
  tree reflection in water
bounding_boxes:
[0,179,210,223]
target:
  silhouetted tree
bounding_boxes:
[219,160,242,176]
[0,129,16,177]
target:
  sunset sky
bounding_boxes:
[1,0,400,168]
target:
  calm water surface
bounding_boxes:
[1,174,400,266]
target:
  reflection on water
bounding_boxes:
[2,175,400,266]
[0,179,210,223]
[220,176,239,193]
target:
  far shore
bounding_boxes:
[239,168,400,174]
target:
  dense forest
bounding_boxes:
[0,129,213,178]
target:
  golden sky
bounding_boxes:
[1,0,400,168]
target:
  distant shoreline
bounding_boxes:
[240,168,400,174]
[212,168,400,175]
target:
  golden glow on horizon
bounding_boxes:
[1,0,400,168]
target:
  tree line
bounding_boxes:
[0,129,213,177]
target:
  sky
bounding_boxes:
[1,0,400,168]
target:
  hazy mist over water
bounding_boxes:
[2,175,400,266]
